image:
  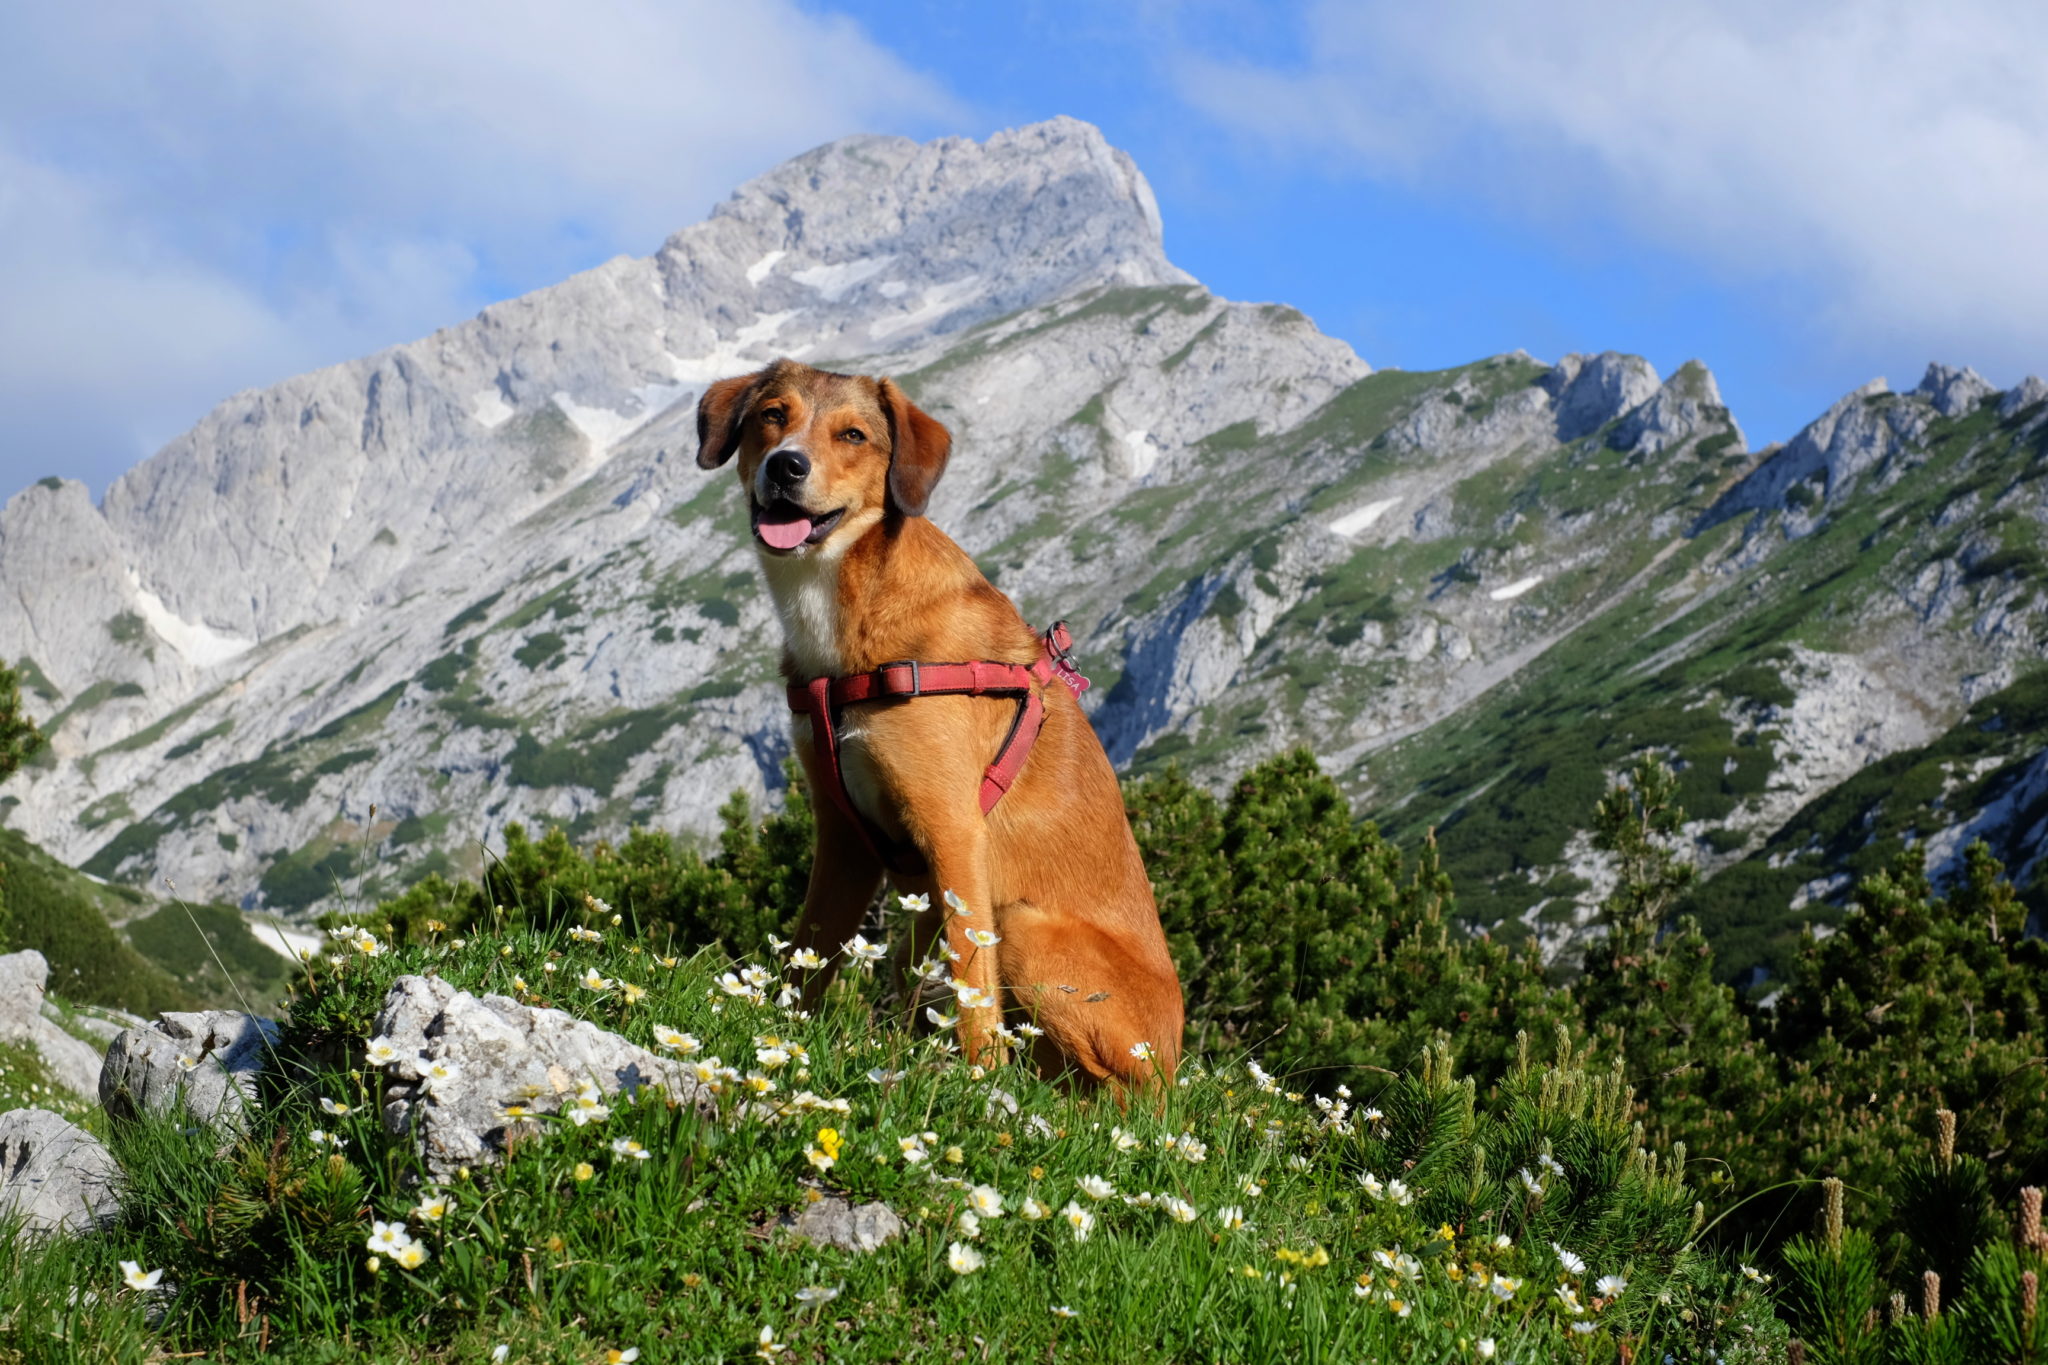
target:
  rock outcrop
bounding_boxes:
[0,950,106,1098]
[373,974,716,1179]
[99,1011,279,1133]
[0,1108,122,1241]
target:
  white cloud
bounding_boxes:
[1173,0,2048,385]
[0,0,958,497]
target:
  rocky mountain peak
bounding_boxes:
[1539,352,1663,443]
[1912,363,1994,418]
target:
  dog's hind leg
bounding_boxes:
[996,900,1184,1092]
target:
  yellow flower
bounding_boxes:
[393,1241,429,1270]
[574,1161,597,1182]
[817,1127,843,1160]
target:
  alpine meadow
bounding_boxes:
[0,119,2044,1363]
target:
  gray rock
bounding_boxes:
[1999,375,2048,420]
[780,1195,905,1254]
[0,1108,122,1241]
[0,950,105,1099]
[1913,362,1994,418]
[373,974,716,1179]
[1540,352,1662,443]
[1704,377,1929,527]
[99,1011,279,1132]
[1609,360,1745,458]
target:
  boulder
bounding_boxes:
[780,1196,905,1254]
[1999,375,2048,420]
[373,974,717,1179]
[0,950,106,1099]
[0,1107,122,1241]
[99,1011,280,1133]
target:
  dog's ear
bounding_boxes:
[878,378,952,517]
[695,371,761,469]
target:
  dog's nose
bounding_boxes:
[764,448,810,488]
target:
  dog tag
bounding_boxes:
[1053,659,1090,696]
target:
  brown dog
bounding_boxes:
[696,359,1183,1088]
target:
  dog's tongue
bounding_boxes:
[757,514,813,551]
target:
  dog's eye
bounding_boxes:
[760,408,786,426]
[841,428,866,444]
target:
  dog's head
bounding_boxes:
[694,359,952,557]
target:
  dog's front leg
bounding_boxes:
[915,813,1007,1069]
[789,785,885,1008]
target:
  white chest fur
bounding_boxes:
[760,542,849,680]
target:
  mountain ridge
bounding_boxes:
[3,117,2043,984]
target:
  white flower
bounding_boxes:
[654,1026,700,1054]
[1555,1284,1586,1315]
[1570,1320,1597,1335]
[925,1007,959,1030]
[611,1137,651,1161]
[767,934,790,954]
[581,967,613,991]
[491,1346,510,1363]
[1595,1274,1628,1298]
[364,1036,402,1065]
[1246,1060,1279,1093]
[942,889,969,916]
[568,926,603,943]
[866,1067,907,1084]
[753,1327,781,1360]
[1553,1242,1588,1276]
[790,947,825,970]
[1077,1175,1115,1201]
[897,892,930,914]
[843,935,887,964]
[366,1220,413,1254]
[1385,1179,1414,1206]
[1061,1201,1096,1241]
[1162,1196,1199,1223]
[965,928,1000,947]
[949,978,995,1010]
[1111,1126,1142,1152]
[1741,1264,1774,1284]
[1020,1196,1052,1220]
[412,1192,454,1222]
[119,1261,163,1291]
[1050,1305,1078,1319]
[1217,1205,1247,1230]
[1517,1168,1544,1195]
[1490,1275,1521,1301]
[309,1128,346,1150]
[1476,1339,1497,1360]
[319,1097,351,1117]
[1016,1022,1044,1039]
[947,1241,984,1274]
[899,1136,931,1165]
[1538,1152,1566,1177]
[794,1285,839,1305]
[1362,1106,1384,1122]
[966,1184,1004,1218]
[957,1209,982,1239]
[1242,1175,1266,1198]
[1129,1041,1156,1063]
[393,1240,429,1269]
[423,1058,462,1093]
[756,1045,792,1070]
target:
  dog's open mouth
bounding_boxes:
[751,499,845,552]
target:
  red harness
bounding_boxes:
[787,621,1091,868]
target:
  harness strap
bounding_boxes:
[787,622,1087,865]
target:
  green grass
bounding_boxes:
[0,920,1781,1363]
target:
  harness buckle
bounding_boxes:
[879,660,922,697]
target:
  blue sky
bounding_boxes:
[4,0,2046,500]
